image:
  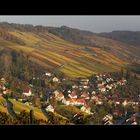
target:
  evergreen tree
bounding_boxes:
[30,110,34,124]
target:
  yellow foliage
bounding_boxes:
[9,99,48,121]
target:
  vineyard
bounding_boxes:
[0,28,128,78]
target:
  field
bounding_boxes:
[0,96,69,123]
[0,96,48,121]
[0,96,8,113]
[55,105,89,119]
[9,99,48,121]
[0,29,128,78]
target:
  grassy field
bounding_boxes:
[0,96,8,113]
[0,96,69,123]
[55,105,88,120]
[9,99,48,121]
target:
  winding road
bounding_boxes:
[3,94,50,123]
[40,91,53,122]
[4,97,19,120]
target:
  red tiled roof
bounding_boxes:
[67,98,76,103]
[84,104,91,110]
[76,98,86,103]
[70,91,77,96]
[81,92,89,97]
[57,92,64,97]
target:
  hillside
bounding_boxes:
[99,31,140,47]
[0,22,140,125]
[0,96,69,124]
[48,26,140,63]
[0,22,139,78]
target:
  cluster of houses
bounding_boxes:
[22,88,32,97]
[0,78,34,106]
[45,72,60,83]
[43,72,140,123]
[95,74,127,93]
[1,71,140,125]
[38,73,129,115]
[48,90,93,114]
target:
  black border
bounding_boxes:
[0,1,140,138]
[0,124,139,138]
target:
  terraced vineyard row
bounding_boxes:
[0,30,128,78]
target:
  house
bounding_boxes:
[96,101,103,105]
[66,98,76,106]
[67,90,71,93]
[29,84,33,87]
[91,95,99,103]
[128,101,138,106]
[115,101,120,105]
[1,85,7,95]
[83,86,89,89]
[96,74,103,81]
[62,98,78,106]
[117,79,127,86]
[99,86,106,92]
[56,93,64,101]
[113,83,117,88]
[72,85,78,89]
[68,90,77,99]
[119,80,126,86]
[96,75,99,78]
[45,105,54,112]
[80,79,89,85]
[23,89,32,97]
[101,81,106,85]
[3,90,7,95]
[81,104,93,114]
[54,90,64,101]
[2,86,6,91]
[54,90,60,96]
[91,90,96,95]
[18,99,23,102]
[106,78,112,83]
[1,78,6,84]
[45,72,52,77]
[80,92,90,100]
[97,83,102,87]
[52,77,59,82]
[122,100,128,106]
[62,98,70,105]
[75,98,86,106]
[106,84,112,90]
[79,86,83,91]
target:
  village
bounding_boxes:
[0,71,140,125]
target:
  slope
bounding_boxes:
[99,31,140,47]
[0,23,133,78]
[47,26,140,63]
